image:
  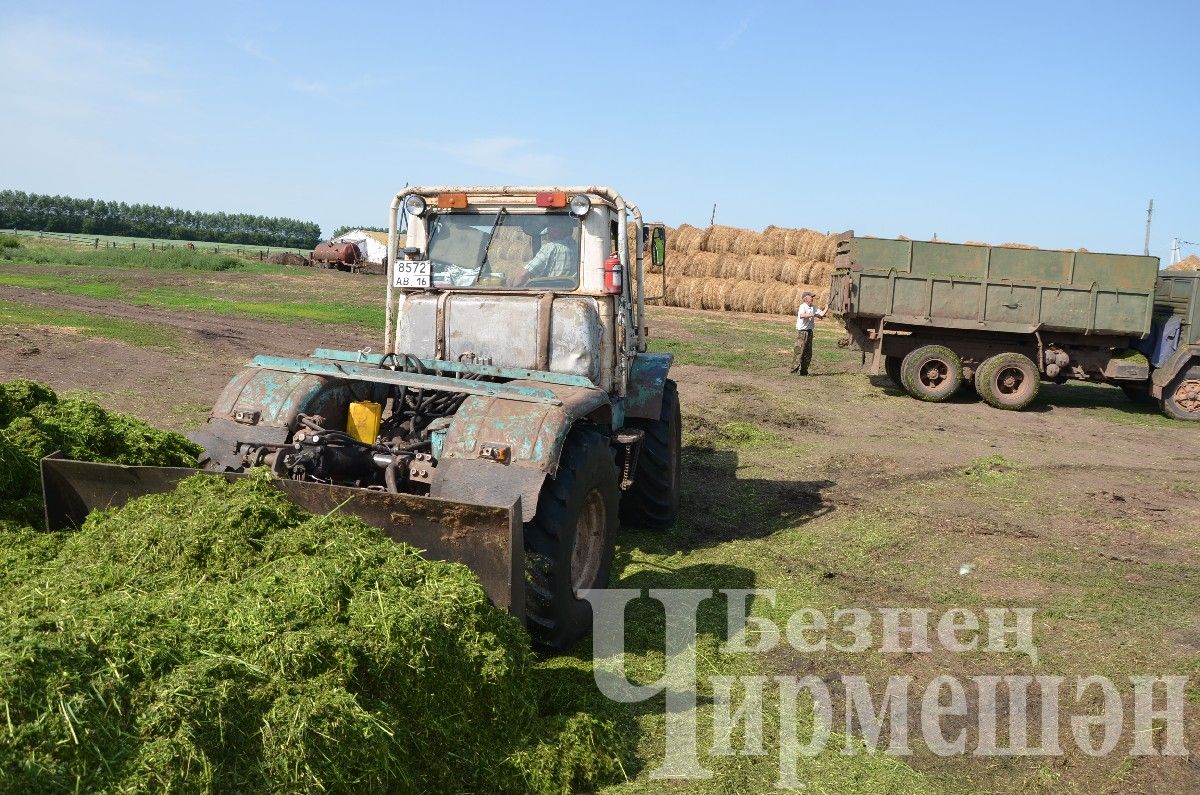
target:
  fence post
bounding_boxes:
[132,241,136,250]
[94,238,99,249]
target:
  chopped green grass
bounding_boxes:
[0,299,184,349]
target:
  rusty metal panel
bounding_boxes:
[548,297,601,382]
[40,457,524,619]
[395,293,438,357]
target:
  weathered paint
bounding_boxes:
[624,352,673,420]
[250,355,563,405]
[310,348,596,388]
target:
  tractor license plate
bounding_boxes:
[393,260,431,288]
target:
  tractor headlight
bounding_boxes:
[403,194,428,217]
[569,194,592,217]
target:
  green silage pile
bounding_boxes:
[0,380,626,793]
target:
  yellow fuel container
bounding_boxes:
[346,400,382,444]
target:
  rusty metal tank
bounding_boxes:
[311,241,361,267]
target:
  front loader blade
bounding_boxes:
[40,455,524,621]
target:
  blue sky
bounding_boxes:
[1,1,1196,260]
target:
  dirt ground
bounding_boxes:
[2,270,1199,793]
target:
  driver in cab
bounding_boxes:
[512,223,575,287]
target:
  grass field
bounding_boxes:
[0,246,1197,793]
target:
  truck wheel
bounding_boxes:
[976,352,1040,411]
[524,428,619,650]
[884,356,903,390]
[620,379,681,529]
[1161,364,1200,421]
[901,345,962,401]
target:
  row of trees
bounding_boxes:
[0,190,322,248]
[330,225,387,239]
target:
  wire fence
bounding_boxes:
[5,228,310,258]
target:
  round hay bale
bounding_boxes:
[765,283,799,315]
[701,279,735,311]
[731,230,759,257]
[718,256,751,281]
[778,257,817,286]
[730,280,766,313]
[998,242,1039,250]
[677,251,717,278]
[748,255,783,283]
[671,224,704,254]
[962,240,990,247]
[701,225,741,254]
[756,228,786,256]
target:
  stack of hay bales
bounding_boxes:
[1168,254,1200,272]
[658,223,842,316]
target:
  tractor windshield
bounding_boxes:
[426,211,581,289]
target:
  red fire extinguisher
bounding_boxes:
[603,253,623,295]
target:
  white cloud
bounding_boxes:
[422,137,567,180]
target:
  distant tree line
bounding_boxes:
[0,190,322,249]
[330,225,388,239]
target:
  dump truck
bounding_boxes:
[41,186,679,649]
[829,236,1200,420]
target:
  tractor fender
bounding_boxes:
[431,381,612,522]
[1150,343,1200,398]
[624,352,675,420]
[190,366,386,470]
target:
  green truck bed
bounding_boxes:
[829,238,1159,338]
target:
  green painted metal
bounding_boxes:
[1155,273,1200,346]
[250,355,563,405]
[309,348,597,388]
[834,237,1159,337]
[625,352,674,419]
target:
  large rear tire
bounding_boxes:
[620,379,681,529]
[901,345,962,401]
[976,352,1040,411]
[1161,364,1200,421]
[524,428,619,650]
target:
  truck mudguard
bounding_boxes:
[1151,343,1200,396]
[624,352,674,420]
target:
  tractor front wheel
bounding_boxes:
[524,428,619,650]
[620,379,681,530]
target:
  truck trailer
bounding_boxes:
[829,237,1200,420]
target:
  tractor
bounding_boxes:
[42,186,680,649]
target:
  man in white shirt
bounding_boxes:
[791,291,827,375]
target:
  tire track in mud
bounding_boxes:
[0,285,373,359]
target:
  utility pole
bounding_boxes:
[1171,238,1181,266]
[710,204,717,226]
[1143,199,1153,256]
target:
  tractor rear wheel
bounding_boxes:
[884,356,903,390]
[1161,364,1200,421]
[976,352,1040,411]
[620,379,681,529]
[901,345,962,401]
[524,428,619,650]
